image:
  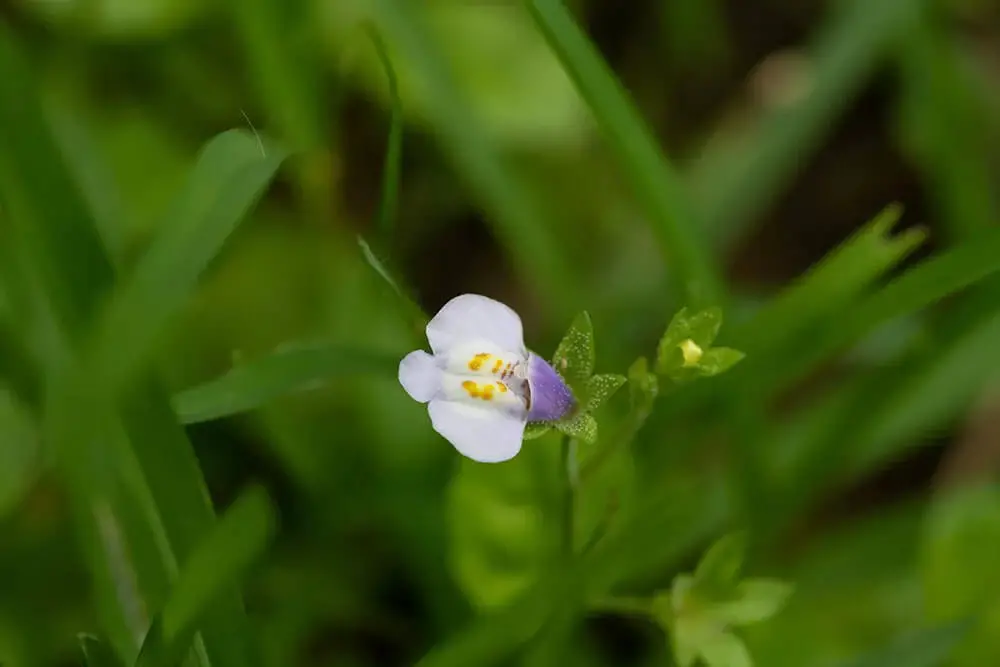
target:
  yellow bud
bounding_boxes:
[679,339,703,367]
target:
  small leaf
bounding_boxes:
[78,634,126,667]
[694,531,747,598]
[627,356,659,411]
[554,411,597,444]
[135,486,277,667]
[712,578,793,626]
[523,422,553,440]
[698,348,746,377]
[670,615,710,667]
[585,373,626,412]
[656,307,724,375]
[551,311,595,390]
[699,631,753,667]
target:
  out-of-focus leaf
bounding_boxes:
[0,315,42,413]
[524,423,553,440]
[698,348,745,377]
[554,412,597,444]
[691,0,923,250]
[525,0,724,308]
[551,311,595,392]
[447,447,560,610]
[922,484,1000,666]
[79,634,126,667]
[713,579,794,626]
[19,0,209,40]
[699,631,752,667]
[86,129,287,395]
[135,487,277,667]
[0,389,39,518]
[584,374,626,412]
[329,2,589,148]
[834,620,971,667]
[368,26,404,245]
[363,0,586,313]
[172,342,400,424]
[694,532,747,598]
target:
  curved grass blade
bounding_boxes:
[87,129,287,396]
[525,0,723,309]
[136,486,277,667]
[691,0,922,251]
[367,0,581,313]
[79,634,127,667]
[173,342,400,424]
[366,25,404,246]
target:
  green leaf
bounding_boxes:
[447,448,560,610]
[172,343,399,424]
[712,579,793,626]
[584,373,626,412]
[553,411,597,445]
[922,483,1000,665]
[365,0,583,313]
[697,348,746,377]
[699,631,752,667]
[524,0,724,308]
[691,0,923,252]
[85,129,286,394]
[523,422,553,440]
[551,311,595,391]
[656,307,723,376]
[79,634,126,667]
[367,26,404,245]
[834,620,971,667]
[357,236,428,335]
[694,531,747,598]
[670,614,708,667]
[135,486,277,667]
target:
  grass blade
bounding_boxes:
[835,620,970,667]
[367,0,581,312]
[79,634,127,667]
[136,486,277,667]
[173,342,400,424]
[87,129,287,396]
[525,0,724,308]
[367,26,404,247]
[691,0,922,250]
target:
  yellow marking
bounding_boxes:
[492,359,503,374]
[461,380,495,401]
[497,382,508,393]
[679,339,703,367]
[468,352,491,371]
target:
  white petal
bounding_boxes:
[398,350,440,403]
[426,294,525,356]
[427,399,524,463]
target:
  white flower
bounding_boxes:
[398,294,575,463]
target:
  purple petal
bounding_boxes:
[526,353,575,422]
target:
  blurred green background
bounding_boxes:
[2,0,1000,665]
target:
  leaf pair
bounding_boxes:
[656,307,745,383]
[524,312,626,444]
[655,532,793,667]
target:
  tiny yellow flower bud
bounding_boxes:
[679,339,703,367]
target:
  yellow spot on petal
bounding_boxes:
[481,384,495,400]
[679,339,703,367]
[468,353,491,371]
[492,359,503,374]
[497,382,508,393]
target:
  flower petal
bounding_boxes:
[527,353,575,422]
[399,350,440,403]
[428,399,525,463]
[426,294,525,356]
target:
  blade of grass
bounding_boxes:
[136,486,277,667]
[524,0,724,308]
[835,620,971,667]
[85,129,287,397]
[367,0,581,313]
[0,30,262,667]
[690,0,922,251]
[173,342,400,424]
[367,26,404,247]
[79,634,127,667]
[895,9,998,243]
[0,313,43,414]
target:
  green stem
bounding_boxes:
[560,435,576,558]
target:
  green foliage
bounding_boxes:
[657,307,745,382]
